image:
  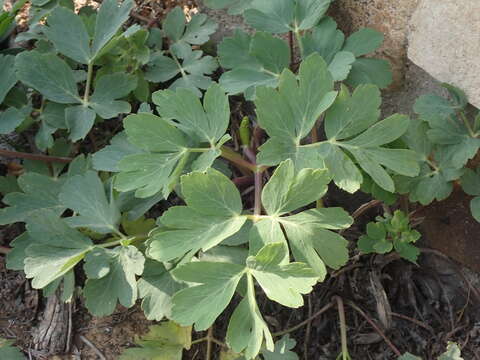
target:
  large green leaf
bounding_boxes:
[247,242,318,307]
[254,65,407,193]
[218,31,290,99]
[317,86,418,192]
[397,121,464,205]
[138,260,184,321]
[345,58,392,89]
[243,0,331,34]
[34,103,68,150]
[145,47,217,97]
[91,0,134,58]
[83,245,145,316]
[256,53,336,167]
[280,208,352,279]
[226,273,274,359]
[114,113,188,198]
[0,172,65,225]
[24,211,93,288]
[43,6,91,64]
[0,54,17,103]
[262,159,330,215]
[65,105,96,142]
[343,28,384,57]
[92,131,143,172]
[116,85,230,198]
[301,17,391,86]
[171,261,246,330]
[153,84,229,145]
[414,92,480,169]
[59,171,120,233]
[89,73,137,119]
[15,51,81,104]
[248,217,287,256]
[163,6,217,46]
[6,232,32,271]
[0,107,25,134]
[147,169,247,261]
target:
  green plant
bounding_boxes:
[1,0,477,359]
[399,342,463,360]
[396,84,480,214]
[357,210,421,262]
[0,338,25,360]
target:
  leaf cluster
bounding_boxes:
[358,210,421,262]
[1,1,477,359]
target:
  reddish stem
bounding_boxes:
[0,149,72,164]
[0,246,11,255]
[233,176,254,188]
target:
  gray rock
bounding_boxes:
[408,0,480,109]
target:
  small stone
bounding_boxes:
[408,0,480,109]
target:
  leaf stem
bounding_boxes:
[459,111,477,138]
[334,296,350,360]
[425,158,440,172]
[191,337,208,346]
[98,239,123,248]
[170,50,187,78]
[220,146,260,173]
[112,228,128,241]
[254,170,263,217]
[206,327,213,360]
[188,148,211,153]
[97,235,147,248]
[191,335,227,348]
[83,62,94,104]
[293,25,304,59]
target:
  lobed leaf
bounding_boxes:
[247,242,318,307]
[262,159,330,215]
[59,171,120,233]
[138,260,184,321]
[171,261,246,330]
[24,211,93,289]
[226,273,274,358]
[43,6,91,64]
[218,31,290,99]
[147,169,247,261]
[91,0,134,58]
[15,51,81,104]
[0,173,66,225]
[83,245,145,316]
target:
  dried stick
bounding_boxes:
[345,300,401,356]
[79,335,106,360]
